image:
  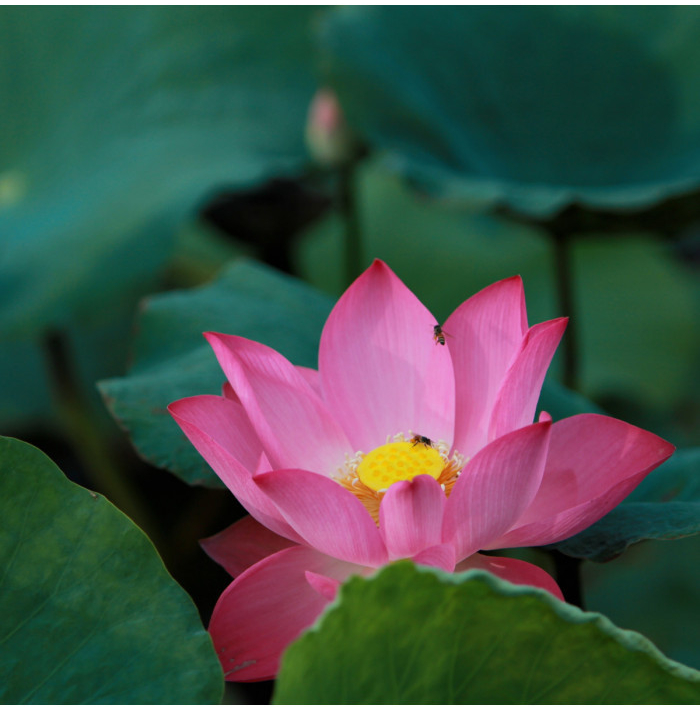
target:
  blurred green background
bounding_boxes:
[2,7,699,703]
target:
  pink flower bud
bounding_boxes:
[305,88,359,166]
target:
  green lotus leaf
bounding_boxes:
[321,7,700,216]
[0,436,223,703]
[0,6,321,338]
[275,563,700,703]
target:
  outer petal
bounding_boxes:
[445,276,528,458]
[491,414,675,548]
[319,259,455,452]
[255,468,388,567]
[170,394,263,473]
[169,396,301,542]
[443,421,551,561]
[201,516,297,577]
[379,475,446,560]
[210,546,367,681]
[456,553,564,601]
[205,333,351,475]
[487,318,568,442]
[295,365,321,396]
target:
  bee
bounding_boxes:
[410,434,433,448]
[433,324,447,346]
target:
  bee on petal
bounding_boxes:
[433,324,447,346]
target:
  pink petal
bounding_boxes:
[169,394,263,473]
[169,397,301,542]
[319,259,455,453]
[224,365,323,425]
[205,333,351,475]
[210,546,366,681]
[443,421,551,561]
[488,318,568,442]
[201,516,297,577]
[456,553,564,601]
[445,276,528,458]
[296,365,321,396]
[255,468,388,567]
[305,570,341,601]
[412,543,456,572]
[379,475,446,560]
[492,414,675,548]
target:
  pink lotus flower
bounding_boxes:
[169,260,674,682]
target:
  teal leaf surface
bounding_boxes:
[99,259,334,487]
[0,6,321,338]
[0,436,223,703]
[321,7,700,216]
[551,448,700,562]
[274,563,700,703]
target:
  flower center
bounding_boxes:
[356,440,444,492]
[336,433,466,524]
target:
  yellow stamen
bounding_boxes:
[356,440,443,492]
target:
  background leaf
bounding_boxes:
[99,259,334,487]
[0,436,223,703]
[1,6,324,432]
[274,563,700,703]
[320,6,700,215]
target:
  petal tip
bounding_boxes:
[167,395,200,418]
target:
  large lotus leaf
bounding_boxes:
[551,448,700,562]
[99,259,334,487]
[274,563,700,703]
[320,7,700,216]
[0,6,321,338]
[0,436,223,703]
[296,163,699,410]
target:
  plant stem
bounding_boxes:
[551,228,579,391]
[338,162,362,288]
[551,550,584,609]
[43,331,164,549]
